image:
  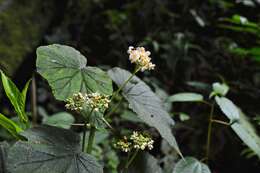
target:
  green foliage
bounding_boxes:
[108,67,182,156]
[211,82,229,97]
[215,97,260,158]
[215,96,240,121]
[1,71,30,124]
[167,93,204,103]
[1,0,260,172]
[0,113,22,139]
[6,126,103,173]
[0,142,9,173]
[126,152,162,173]
[36,44,113,101]
[42,112,75,129]
[220,14,260,36]
[173,157,211,173]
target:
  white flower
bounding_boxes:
[115,136,132,153]
[130,131,154,150]
[127,46,155,71]
[65,92,110,112]
[65,92,86,112]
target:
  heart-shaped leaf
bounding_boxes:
[215,96,260,158]
[173,157,211,173]
[7,126,103,173]
[108,67,182,156]
[36,44,113,101]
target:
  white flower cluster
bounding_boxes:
[130,131,154,150]
[65,93,86,112]
[85,92,110,112]
[115,131,154,152]
[65,92,110,112]
[127,46,155,72]
[115,136,132,153]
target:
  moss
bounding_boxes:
[0,0,55,76]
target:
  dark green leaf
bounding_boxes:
[173,157,211,173]
[36,44,113,101]
[7,125,103,173]
[108,67,182,156]
[0,142,9,173]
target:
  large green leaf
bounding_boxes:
[36,44,113,101]
[0,113,22,139]
[173,157,211,173]
[167,93,203,103]
[215,96,260,158]
[7,125,103,173]
[108,67,182,156]
[1,71,28,123]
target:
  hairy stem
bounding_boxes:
[82,123,87,152]
[106,67,140,118]
[86,125,96,154]
[110,67,140,102]
[125,149,139,169]
[206,103,214,163]
[105,96,123,118]
[81,108,94,152]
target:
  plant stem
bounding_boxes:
[86,125,96,154]
[106,67,140,118]
[105,96,123,118]
[125,149,139,169]
[81,108,94,152]
[110,67,140,103]
[82,123,87,152]
[31,73,37,127]
[205,103,214,163]
[211,119,230,126]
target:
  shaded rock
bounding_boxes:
[0,0,55,76]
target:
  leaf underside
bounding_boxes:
[108,67,182,156]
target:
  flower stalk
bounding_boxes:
[205,103,215,163]
[86,125,96,154]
